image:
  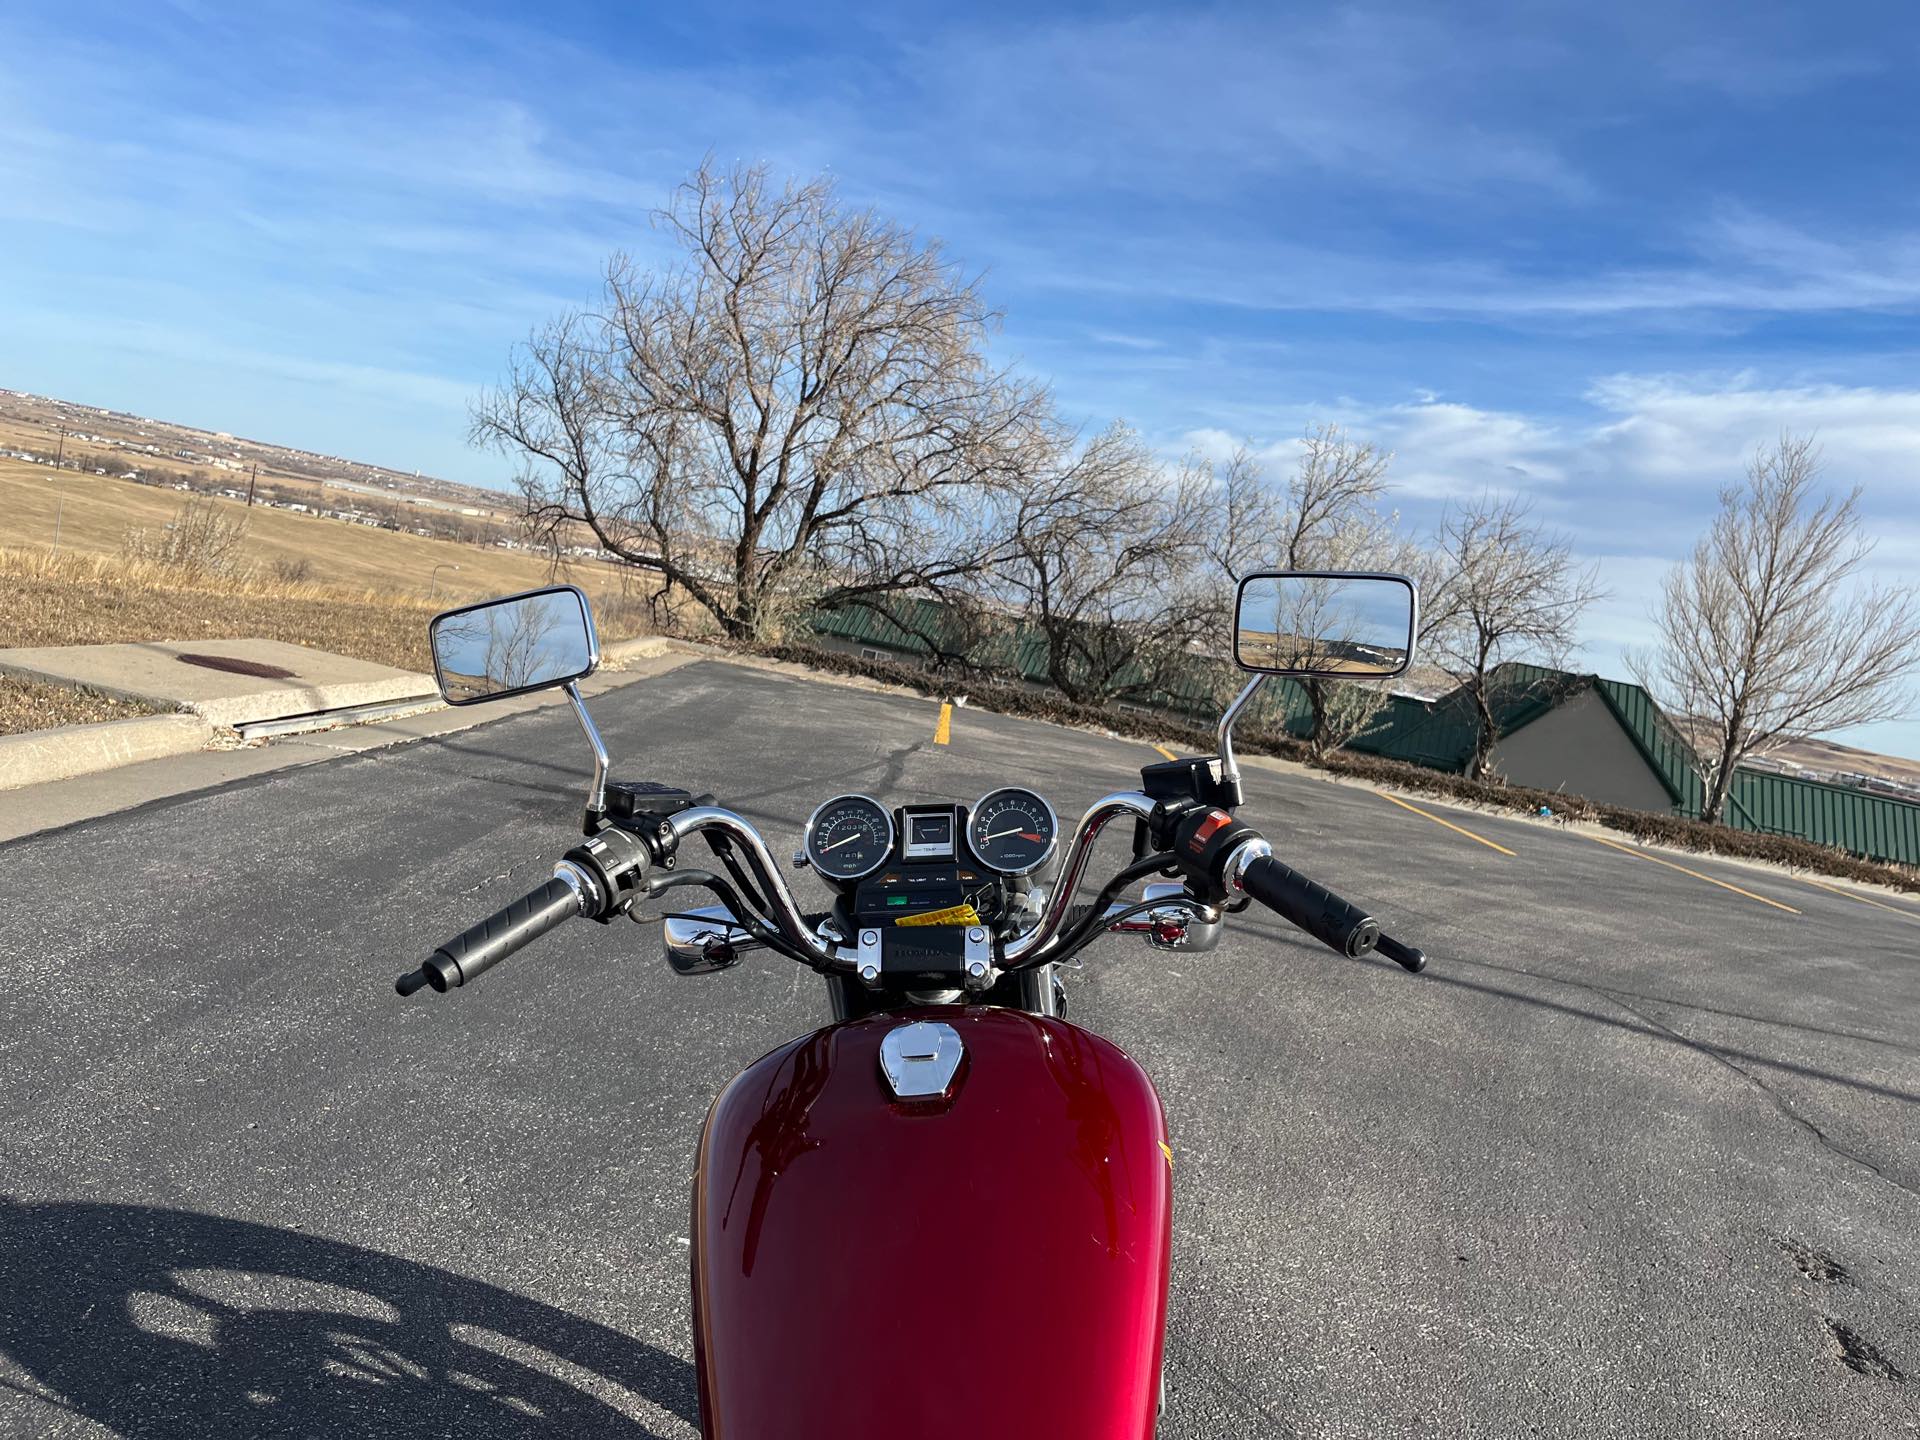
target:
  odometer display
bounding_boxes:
[805,794,894,881]
[967,787,1058,876]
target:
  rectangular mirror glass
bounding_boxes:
[1233,570,1417,678]
[430,584,599,705]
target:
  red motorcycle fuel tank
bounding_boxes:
[690,1005,1172,1438]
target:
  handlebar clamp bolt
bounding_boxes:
[966,959,987,980]
[859,963,879,983]
[861,930,879,947]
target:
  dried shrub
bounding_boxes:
[122,498,251,576]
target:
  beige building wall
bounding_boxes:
[1490,687,1675,811]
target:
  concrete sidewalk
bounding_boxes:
[0,646,695,844]
[0,639,435,729]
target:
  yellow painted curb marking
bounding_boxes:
[1151,743,1179,762]
[1375,791,1516,857]
[933,702,952,745]
[1583,832,1800,914]
[1793,873,1918,919]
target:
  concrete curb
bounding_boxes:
[599,635,674,666]
[0,713,214,791]
[0,648,700,844]
[0,640,436,729]
[0,636,677,791]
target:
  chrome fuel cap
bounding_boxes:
[879,1021,964,1099]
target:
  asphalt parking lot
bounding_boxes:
[1,656,1916,1437]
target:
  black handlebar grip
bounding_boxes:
[1239,854,1380,959]
[416,875,583,993]
[1375,933,1428,974]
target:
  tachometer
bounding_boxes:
[804,794,895,882]
[967,787,1058,876]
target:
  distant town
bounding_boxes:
[0,387,618,567]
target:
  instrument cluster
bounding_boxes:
[803,788,1058,884]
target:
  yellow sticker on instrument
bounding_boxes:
[895,904,982,928]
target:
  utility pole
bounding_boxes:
[54,427,65,470]
[246,462,258,508]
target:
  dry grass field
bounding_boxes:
[0,546,657,736]
[0,461,643,609]
[0,675,170,735]
[0,547,448,673]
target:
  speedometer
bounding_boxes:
[804,794,894,882]
[967,787,1058,876]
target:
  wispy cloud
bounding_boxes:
[1006,209,1920,328]
[1317,374,1920,514]
[886,6,1595,204]
[1658,40,1883,99]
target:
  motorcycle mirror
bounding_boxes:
[1213,570,1419,808]
[1231,570,1417,679]
[429,584,600,706]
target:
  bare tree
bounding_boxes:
[473,161,1046,640]
[1630,433,1920,823]
[838,590,1013,676]
[997,425,1211,707]
[1206,425,1414,756]
[1204,446,1284,589]
[1426,493,1604,779]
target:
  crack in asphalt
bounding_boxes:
[1595,989,1920,1205]
[1823,1317,1908,1383]
[712,734,927,812]
[1161,1336,1299,1435]
[1459,954,1920,1057]
[1384,893,1920,1205]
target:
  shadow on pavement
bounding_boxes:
[0,1198,698,1437]
[1428,971,1920,1106]
[1459,954,1920,1057]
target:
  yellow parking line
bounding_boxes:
[934,702,952,745]
[1375,791,1516,856]
[1151,744,1179,762]
[1794,873,1918,918]
[1583,832,1800,914]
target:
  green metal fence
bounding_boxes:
[1725,769,1920,866]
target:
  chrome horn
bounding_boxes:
[657,903,760,975]
[1104,883,1222,952]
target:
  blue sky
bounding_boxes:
[5,1,1920,754]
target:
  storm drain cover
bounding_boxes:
[175,653,299,680]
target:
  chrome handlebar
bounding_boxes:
[667,806,842,968]
[662,791,1166,976]
[999,791,1158,966]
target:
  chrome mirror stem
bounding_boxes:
[565,681,610,829]
[1216,673,1267,807]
